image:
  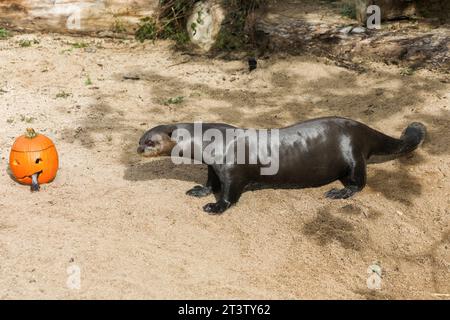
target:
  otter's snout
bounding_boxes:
[137,145,159,157]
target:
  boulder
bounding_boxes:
[186,0,225,52]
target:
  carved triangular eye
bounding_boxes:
[35,158,42,164]
[13,160,20,166]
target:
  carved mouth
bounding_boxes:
[17,170,42,180]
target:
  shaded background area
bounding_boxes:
[1,1,448,73]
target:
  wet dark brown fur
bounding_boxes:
[137,117,426,214]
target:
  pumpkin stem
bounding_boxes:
[25,128,37,139]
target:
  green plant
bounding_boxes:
[136,14,191,45]
[136,0,271,48]
[70,42,88,49]
[135,0,197,44]
[19,40,32,47]
[213,0,271,51]
[84,76,93,86]
[60,48,74,54]
[229,0,270,11]
[213,12,245,50]
[157,0,198,31]
[0,28,9,39]
[340,3,357,19]
[112,19,127,33]
[190,9,204,36]
[189,92,201,97]
[400,67,415,76]
[170,30,190,45]
[163,96,184,105]
[56,91,72,99]
[20,115,35,123]
[135,17,159,41]
[18,39,39,47]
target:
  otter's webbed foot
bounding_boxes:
[203,200,231,215]
[31,173,40,192]
[325,187,357,199]
[186,185,212,197]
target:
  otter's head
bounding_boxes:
[137,125,176,158]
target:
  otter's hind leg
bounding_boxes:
[325,156,367,199]
[186,166,221,197]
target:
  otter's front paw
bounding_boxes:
[325,187,355,199]
[203,200,230,214]
[31,183,40,192]
[186,185,212,197]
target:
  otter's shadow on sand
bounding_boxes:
[302,207,363,251]
[367,165,423,206]
[124,157,424,206]
[123,158,206,185]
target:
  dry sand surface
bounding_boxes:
[0,34,449,299]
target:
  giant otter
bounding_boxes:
[137,117,426,214]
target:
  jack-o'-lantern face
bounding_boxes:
[9,128,59,185]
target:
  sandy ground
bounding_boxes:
[0,33,449,300]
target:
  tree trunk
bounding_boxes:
[0,0,158,35]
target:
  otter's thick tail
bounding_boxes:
[368,122,426,164]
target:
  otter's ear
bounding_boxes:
[165,125,176,139]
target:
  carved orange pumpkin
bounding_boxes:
[9,128,59,185]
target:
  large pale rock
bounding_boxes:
[186,0,225,52]
[0,0,158,35]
